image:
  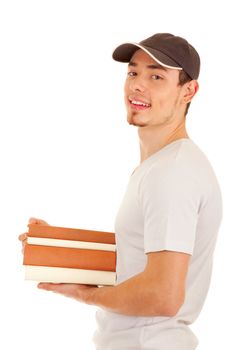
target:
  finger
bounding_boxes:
[38,283,71,289]
[18,233,27,241]
[28,217,49,225]
[37,283,78,294]
[37,283,51,290]
[37,283,63,292]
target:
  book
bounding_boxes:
[27,224,116,244]
[24,245,116,271]
[23,224,116,286]
[25,266,116,285]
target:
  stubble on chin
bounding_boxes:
[127,112,147,127]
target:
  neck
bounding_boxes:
[138,121,189,163]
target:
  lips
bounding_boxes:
[128,97,151,110]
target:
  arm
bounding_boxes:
[38,250,190,317]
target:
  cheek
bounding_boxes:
[124,80,128,94]
[124,84,130,107]
[151,90,175,107]
[124,94,128,108]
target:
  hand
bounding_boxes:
[37,283,98,304]
[18,217,49,254]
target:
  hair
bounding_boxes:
[178,70,192,116]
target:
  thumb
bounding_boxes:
[28,217,49,225]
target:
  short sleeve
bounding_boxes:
[138,160,201,255]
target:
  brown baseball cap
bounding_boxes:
[112,33,200,80]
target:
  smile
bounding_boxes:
[129,98,151,110]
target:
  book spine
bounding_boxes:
[25,265,116,285]
[23,244,116,272]
[28,224,115,244]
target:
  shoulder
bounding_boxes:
[139,139,219,198]
[144,139,216,179]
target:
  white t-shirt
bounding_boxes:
[93,138,222,350]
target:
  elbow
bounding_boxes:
[162,300,183,317]
[152,291,185,317]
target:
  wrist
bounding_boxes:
[84,285,100,306]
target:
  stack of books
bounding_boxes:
[23,224,116,286]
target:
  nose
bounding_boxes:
[129,75,146,93]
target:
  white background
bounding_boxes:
[0,0,233,349]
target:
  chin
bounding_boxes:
[127,114,148,127]
[128,121,147,127]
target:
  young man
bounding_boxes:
[19,33,222,349]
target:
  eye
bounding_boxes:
[152,74,162,80]
[127,71,136,77]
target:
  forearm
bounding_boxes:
[38,252,186,316]
[87,271,172,317]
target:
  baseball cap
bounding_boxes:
[112,33,200,80]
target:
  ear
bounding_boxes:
[183,80,199,103]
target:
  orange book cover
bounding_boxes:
[23,244,116,272]
[27,224,115,244]
[23,224,117,285]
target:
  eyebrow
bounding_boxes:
[128,60,168,72]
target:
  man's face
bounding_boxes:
[124,49,186,128]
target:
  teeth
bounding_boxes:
[130,100,150,107]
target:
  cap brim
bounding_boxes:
[112,42,182,70]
